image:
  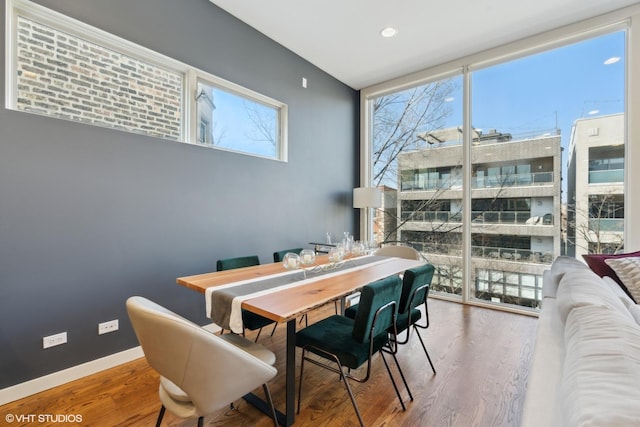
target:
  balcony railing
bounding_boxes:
[402,210,553,226]
[588,169,624,184]
[401,211,461,222]
[471,211,532,224]
[410,241,553,264]
[471,246,553,264]
[401,171,555,191]
[472,171,553,189]
[401,178,462,191]
[588,218,624,232]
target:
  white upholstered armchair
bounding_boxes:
[126,296,278,427]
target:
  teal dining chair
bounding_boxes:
[345,263,436,374]
[272,248,303,263]
[216,255,277,342]
[295,275,413,426]
[216,255,260,272]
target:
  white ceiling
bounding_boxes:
[210,0,639,90]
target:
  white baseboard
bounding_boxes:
[0,346,144,406]
[0,322,221,406]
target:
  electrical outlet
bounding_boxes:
[43,332,67,349]
[98,319,119,335]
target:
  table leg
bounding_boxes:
[243,319,296,426]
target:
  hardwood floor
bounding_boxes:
[0,299,537,427]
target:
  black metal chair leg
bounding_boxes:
[380,352,407,411]
[155,405,166,427]
[270,323,278,337]
[414,325,436,374]
[339,366,364,427]
[197,416,204,427]
[262,383,278,427]
[253,327,263,342]
[297,349,307,414]
[298,314,308,327]
[390,351,414,402]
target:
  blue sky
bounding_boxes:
[209,88,278,158]
[209,29,625,170]
[448,30,625,149]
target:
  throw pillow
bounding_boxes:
[604,256,640,304]
[583,250,640,303]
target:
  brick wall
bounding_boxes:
[15,16,183,140]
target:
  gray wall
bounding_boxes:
[0,0,359,388]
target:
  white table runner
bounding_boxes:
[205,255,391,333]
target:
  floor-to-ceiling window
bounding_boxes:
[369,74,464,299]
[362,13,631,312]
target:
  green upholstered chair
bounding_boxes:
[216,255,277,342]
[272,248,303,263]
[216,255,260,271]
[344,263,436,374]
[295,275,412,426]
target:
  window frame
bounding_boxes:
[5,0,288,162]
[189,70,289,161]
[360,4,640,315]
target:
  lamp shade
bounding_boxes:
[353,187,382,208]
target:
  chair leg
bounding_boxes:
[338,366,364,427]
[380,352,408,411]
[297,349,307,414]
[389,351,414,402]
[270,323,278,337]
[262,383,278,427]
[298,314,308,328]
[155,405,166,427]
[414,325,436,374]
[197,417,204,427]
[299,347,366,426]
[253,327,263,343]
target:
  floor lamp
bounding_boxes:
[353,187,382,245]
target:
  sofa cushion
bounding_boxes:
[556,269,633,324]
[543,256,589,298]
[583,251,640,303]
[623,299,640,326]
[604,256,640,304]
[562,305,640,426]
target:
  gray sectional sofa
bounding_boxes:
[522,256,640,426]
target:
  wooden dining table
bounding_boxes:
[176,254,424,426]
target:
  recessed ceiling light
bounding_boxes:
[604,56,620,65]
[380,27,398,38]
[588,109,599,115]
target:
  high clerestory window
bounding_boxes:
[5,0,288,161]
